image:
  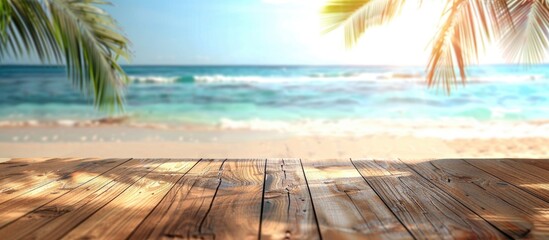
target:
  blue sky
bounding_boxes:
[105,0,459,65]
[106,0,333,65]
[3,1,510,65]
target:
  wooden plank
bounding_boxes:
[130,159,265,240]
[0,158,128,228]
[198,159,265,239]
[353,158,507,239]
[303,159,412,239]
[403,158,549,239]
[0,158,165,240]
[0,157,56,169]
[466,159,549,202]
[128,159,225,239]
[61,159,197,239]
[0,158,93,204]
[0,158,73,179]
[260,159,319,239]
[512,158,549,171]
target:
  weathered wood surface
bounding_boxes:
[0,158,111,205]
[128,159,223,239]
[507,158,549,171]
[0,158,547,239]
[198,159,265,239]
[303,159,412,239]
[131,159,265,240]
[2,158,164,240]
[466,158,549,202]
[0,158,128,228]
[260,159,319,239]
[62,159,196,239]
[402,158,549,239]
[353,158,507,239]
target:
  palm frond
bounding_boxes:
[502,0,549,64]
[426,0,511,92]
[47,0,129,111]
[321,0,408,47]
[321,0,531,93]
[0,0,129,111]
[0,0,61,62]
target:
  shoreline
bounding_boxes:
[2,118,549,139]
[1,125,548,160]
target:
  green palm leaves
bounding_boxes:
[322,0,409,48]
[0,0,129,111]
[322,0,549,92]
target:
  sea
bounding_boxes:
[1,65,549,138]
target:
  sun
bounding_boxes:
[347,2,446,66]
[286,1,504,66]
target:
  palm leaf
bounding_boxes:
[426,0,513,92]
[0,0,61,62]
[47,0,129,111]
[501,0,549,64]
[321,0,538,93]
[0,0,129,111]
[321,0,408,47]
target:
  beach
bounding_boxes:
[2,65,549,160]
[1,123,548,160]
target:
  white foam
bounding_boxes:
[2,117,549,139]
[57,119,77,127]
[129,76,179,84]
[469,74,544,83]
[217,118,549,139]
[194,75,286,83]
[192,73,423,84]
[192,73,544,84]
[127,72,545,85]
[0,117,128,128]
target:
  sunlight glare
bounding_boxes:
[290,1,505,65]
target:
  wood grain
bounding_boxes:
[303,159,412,239]
[0,158,94,204]
[260,159,319,239]
[0,158,58,171]
[130,159,265,240]
[352,158,506,239]
[0,158,162,240]
[198,159,266,240]
[403,158,549,239]
[128,159,225,239]
[0,158,547,239]
[511,158,549,171]
[466,159,549,202]
[0,158,127,228]
[61,159,197,240]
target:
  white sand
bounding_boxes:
[1,126,548,160]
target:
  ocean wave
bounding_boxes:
[469,74,544,83]
[193,75,290,83]
[129,75,195,84]
[128,73,545,84]
[193,72,425,83]
[193,73,545,84]
[3,117,549,139]
[0,116,131,128]
[217,118,549,139]
[129,75,179,83]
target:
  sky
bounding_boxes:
[106,0,451,65]
[5,0,509,65]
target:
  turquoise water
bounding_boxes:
[1,65,549,126]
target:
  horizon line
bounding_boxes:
[1,63,548,67]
